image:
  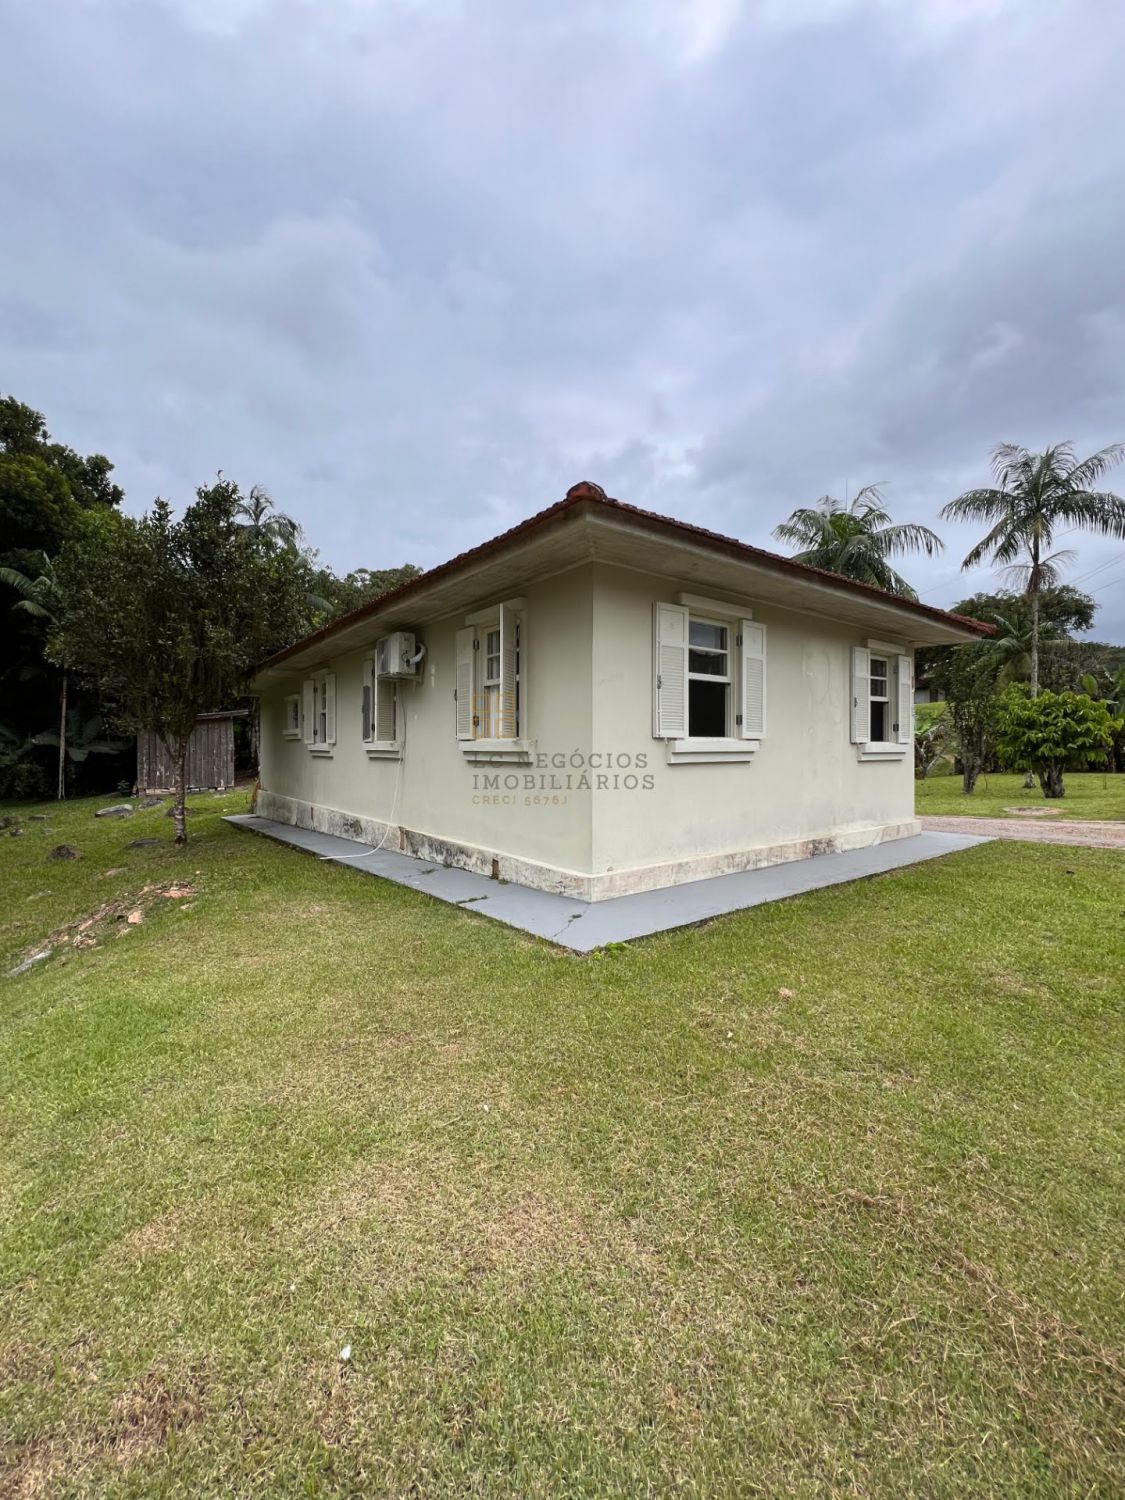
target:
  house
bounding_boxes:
[251,483,988,901]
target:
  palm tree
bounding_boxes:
[941,442,1125,697]
[772,485,943,599]
[983,599,1069,688]
[234,485,300,551]
[0,554,68,799]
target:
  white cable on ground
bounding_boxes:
[320,682,410,861]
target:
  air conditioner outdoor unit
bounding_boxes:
[376,631,419,679]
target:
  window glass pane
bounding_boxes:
[871,700,889,742]
[870,657,889,690]
[689,679,729,737]
[689,620,727,650]
[689,649,727,676]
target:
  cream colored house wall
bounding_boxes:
[258,565,594,889]
[256,558,917,899]
[588,563,917,891]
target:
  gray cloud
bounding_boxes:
[2,0,1124,635]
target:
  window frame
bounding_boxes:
[457,598,531,762]
[304,670,336,755]
[686,614,732,740]
[654,595,765,763]
[853,641,912,761]
[362,656,403,759]
[282,693,301,739]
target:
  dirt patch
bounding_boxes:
[7,880,199,974]
[1003,806,1063,817]
[0,1369,206,1496]
[293,1154,649,1286]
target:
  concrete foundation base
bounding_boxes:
[227,813,989,953]
[253,788,923,902]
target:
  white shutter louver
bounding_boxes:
[653,602,688,739]
[361,662,372,741]
[897,655,913,744]
[740,620,766,738]
[851,647,870,744]
[302,679,315,746]
[324,673,337,745]
[376,679,397,744]
[455,627,476,740]
[498,603,519,738]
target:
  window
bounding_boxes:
[302,672,336,751]
[653,600,765,759]
[481,626,503,737]
[688,618,730,737]
[362,658,401,756]
[282,694,301,739]
[869,655,890,743]
[456,601,525,752]
[851,646,912,757]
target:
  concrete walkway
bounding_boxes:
[226,814,989,952]
[921,815,1125,850]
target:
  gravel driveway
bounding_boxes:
[920,815,1125,849]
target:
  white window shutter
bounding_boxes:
[455,626,476,740]
[897,655,913,744]
[302,679,315,746]
[653,602,688,738]
[851,647,870,744]
[498,603,519,738]
[376,678,397,743]
[324,673,337,745]
[740,620,766,738]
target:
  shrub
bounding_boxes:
[995,687,1117,799]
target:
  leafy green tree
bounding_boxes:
[311,563,423,622]
[995,687,1117,799]
[941,443,1125,697]
[0,396,123,565]
[928,645,1003,794]
[772,485,943,599]
[52,480,313,843]
[0,553,71,799]
[29,712,126,789]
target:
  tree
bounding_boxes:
[234,484,301,552]
[310,563,423,622]
[0,396,123,565]
[772,485,943,599]
[51,480,313,844]
[941,443,1125,698]
[914,711,949,780]
[928,645,1002,794]
[995,687,1117,799]
[29,712,126,788]
[0,553,69,799]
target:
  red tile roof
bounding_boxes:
[258,481,991,670]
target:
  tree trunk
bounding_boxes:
[962,759,980,795]
[1029,585,1040,698]
[172,734,190,845]
[1038,764,1065,799]
[57,672,67,801]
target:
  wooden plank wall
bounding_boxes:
[136,718,236,792]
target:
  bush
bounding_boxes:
[995,687,1118,799]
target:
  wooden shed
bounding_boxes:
[136,711,245,794]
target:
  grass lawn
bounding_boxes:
[916,770,1125,820]
[1,793,1123,1498]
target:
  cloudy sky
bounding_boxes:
[3,0,1125,635]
